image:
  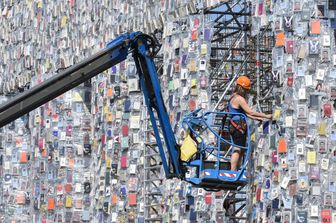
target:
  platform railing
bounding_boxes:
[182,109,251,183]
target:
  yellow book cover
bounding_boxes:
[307,151,316,164]
[65,196,72,208]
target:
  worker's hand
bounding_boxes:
[266,114,273,120]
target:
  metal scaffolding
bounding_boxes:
[203,1,274,222]
[206,0,274,114]
[251,25,275,114]
[205,1,252,112]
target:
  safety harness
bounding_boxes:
[221,95,247,135]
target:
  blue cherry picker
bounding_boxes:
[0,32,251,193]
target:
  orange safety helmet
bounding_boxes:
[236,76,251,90]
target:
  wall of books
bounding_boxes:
[3,0,336,222]
[251,0,336,222]
[0,1,229,222]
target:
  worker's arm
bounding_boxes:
[246,113,265,121]
[238,96,272,120]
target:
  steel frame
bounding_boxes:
[251,25,275,114]
[205,0,251,106]
[203,1,275,221]
[204,1,253,222]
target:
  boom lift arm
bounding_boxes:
[0,32,251,191]
[0,32,182,178]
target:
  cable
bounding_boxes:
[133,33,162,57]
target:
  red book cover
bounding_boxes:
[205,193,212,204]
[191,28,198,41]
[121,155,127,168]
[321,209,331,223]
[101,134,106,145]
[66,125,72,137]
[258,3,264,15]
[256,187,261,202]
[286,40,294,54]
[122,125,129,136]
[128,193,137,206]
[38,138,44,150]
[193,18,200,28]
[64,183,72,193]
[323,104,332,117]
[271,151,278,163]
[287,76,293,87]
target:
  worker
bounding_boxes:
[228,76,272,171]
